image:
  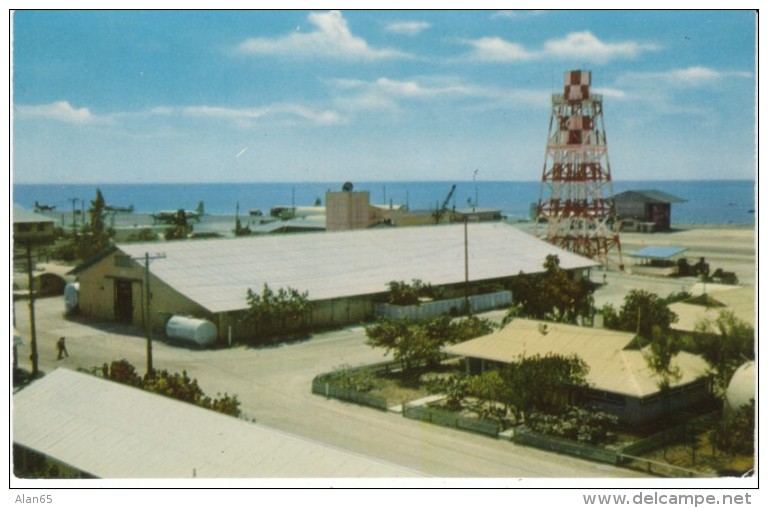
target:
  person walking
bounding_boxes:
[56,337,69,360]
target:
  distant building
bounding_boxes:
[669,284,755,333]
[451,207,503,223]
[12,207,55,245]
[325,189,379,231]
[445,318,713,426]
[614,190,687,232]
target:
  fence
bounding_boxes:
[619,411,720,457]
[402,402,500,437]
[511,426,619,464]
[376,291,512,321]
[311,376,389,411]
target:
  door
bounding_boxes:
[114,279,134,323]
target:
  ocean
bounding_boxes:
[12,180,756,226]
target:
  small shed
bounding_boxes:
[628,245,687,276]
[614,190,687,232]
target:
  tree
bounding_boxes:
[507,254,596,324]
[386,279,441,305]
[500,353,589,423]
[467,370,508,419]
[92,359,241,417]
[365,318,436,372]
[365,315,494,373]
[644,325,682,390]
[603,289,678,342]
[711,399,755,456]
[244,284,310,341]
[165,209,193,240]
[692,311,754,394]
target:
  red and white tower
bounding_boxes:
[535,70,623,269]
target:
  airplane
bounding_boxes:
[152,201,205,224]
[105,204,134,213]
[34,201,56,212]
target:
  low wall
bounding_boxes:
[402,403,500,437]
[376,290,512,321]
[311,375,389,411]
[511,426,619,464]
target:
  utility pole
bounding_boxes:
[464,217,470,314]
[133,252,166,376]
[25,241,39,377]
[68,197,79,237]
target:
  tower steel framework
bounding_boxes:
[535,70,623,269]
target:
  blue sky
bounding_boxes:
[12,9,756,184]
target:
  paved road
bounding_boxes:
[13,297,647,479]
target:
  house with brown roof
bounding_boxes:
[445,318,713,426]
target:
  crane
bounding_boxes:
[433,184,456,224]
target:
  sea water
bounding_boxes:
[12,180,756,226]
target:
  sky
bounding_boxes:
[11,9,757,184]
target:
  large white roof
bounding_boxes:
[13,368,423,478]
[117,223,597,313]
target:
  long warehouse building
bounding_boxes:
[71,222,597,342]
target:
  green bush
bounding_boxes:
[326,365,382,393]
[527,406,618,445]
[90,359,241,417]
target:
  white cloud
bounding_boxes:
[236,10,408,60]
[181,104,342,125]
[328,75,548,117]
[464,31,658,63]
[385,21,431,36]
[15,101,96,123]
[373,77,473,98]
[491,10,546,20]
[617,66,753,87]
[464,37,534,61]
[543,31,659,63]
[591,87,627,99]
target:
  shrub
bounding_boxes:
[527,406,619,445]
[327,365,381,393]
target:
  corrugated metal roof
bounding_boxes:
[13,207,55,224]
[615,190,688,203]
[444,319,708,397]
[629,246,687,259]
[670,285,755,331]
[117,223,598,313]
[13,369,424,478]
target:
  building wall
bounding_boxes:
[13,221,55,243]
[586,378,712,426]
[77,250,210,333]
[216,295,376,342]
[326,191,372,231]
[615,194,648,221]
[615,195,673,231]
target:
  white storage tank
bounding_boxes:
[165,316,217,348]
[724,361,755,415]
[64,282,80,315]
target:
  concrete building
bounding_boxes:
[13,368,423,478]
[614,190,687,232]
[69,223,597,342]
[445,318,712,426]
